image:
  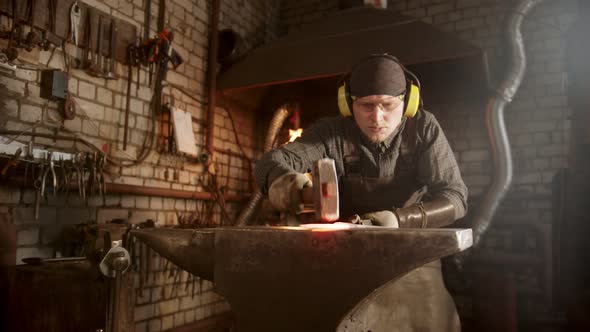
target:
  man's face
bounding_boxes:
[352,94,405,143]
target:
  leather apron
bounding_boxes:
[337,120,460,332]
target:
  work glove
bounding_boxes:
[395,197,457,228]
[360,210,399,228]
[268,172,311,214]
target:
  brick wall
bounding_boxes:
[280,0,577,321]
[0,0,279,330]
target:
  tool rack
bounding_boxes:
[0,0,137,64]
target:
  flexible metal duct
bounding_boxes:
[236,105,292,226]
[471,0,544,247]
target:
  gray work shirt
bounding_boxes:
[254,110,468,219]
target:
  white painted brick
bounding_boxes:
[461,149,489,162]
[144,179,171,189]
[194,307,206,321]
[134,304,155,321]
[174,312,185,327]
[0,187,20,204]
[165,212,178,225]
[129,210,158,224]
[78,81,96,100]
[15,68,38,81]
[97,87,114,106]
[158,298,180,315]
[68,76,78,95]
[179,295,200,310]
[136,196,150,209]
[134,321,147,332]
[82,120,100,137]
[137,86,152,102]
[150,197,163,209]
[185,309,195,323]
[20,104,42,122]
[174,199,186,211]
[0,76,25,95]
[2,99,18,118]
[161,315,174,330]
[113,176,144,186]
[57,207,95,224]
[17,227,39,246]
[130,98,144,115]
[97,208,129,224]
[121,195,135,208]
[148,319,162,332]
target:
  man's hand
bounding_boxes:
[268,172,311,214]
[360,210,399,227]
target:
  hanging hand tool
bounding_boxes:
[141,29,184,113]
[3,0,21,61]
[40,152,57,197]
[105,19,118,80]
[0,148,22,177]
[33,163,44,220]
[19,141,34,204]
[123,44,135,150]
[40,0,62,50]
[143,0,151,46]
[78,8,92,69]
[87,15,105,77]
[95,15,105,76]
[70,1,81,47]
[87,15,103,77]
[21,0,39,52]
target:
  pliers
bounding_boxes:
[40,152,57,197]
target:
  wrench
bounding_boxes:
[70,1,81,46]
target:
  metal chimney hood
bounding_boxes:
[217,7,488,95]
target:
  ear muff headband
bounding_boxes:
[337,55,421,118]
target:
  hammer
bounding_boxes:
[300,158,339,222]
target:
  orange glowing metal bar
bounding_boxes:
[300,223,354,232]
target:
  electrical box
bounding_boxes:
[40,70,68,100]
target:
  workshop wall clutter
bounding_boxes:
[0,0,279,330]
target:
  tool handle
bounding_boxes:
[302,186,314,205]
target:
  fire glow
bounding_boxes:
[288,128,303,142]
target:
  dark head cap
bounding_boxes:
[349,55,406,98]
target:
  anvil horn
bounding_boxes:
[131,228,215,281]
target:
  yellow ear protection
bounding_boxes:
[337,55,421,118]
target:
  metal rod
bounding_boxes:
[3,176,248,202]
[206,0,221,155]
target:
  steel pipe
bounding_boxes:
[471,0,544,247]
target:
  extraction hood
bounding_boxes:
[217,7,489,97]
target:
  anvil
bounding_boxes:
[132,224,472,332]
